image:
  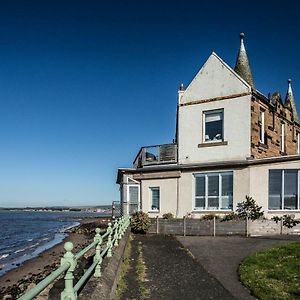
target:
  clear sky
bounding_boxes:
[0,0,299,207]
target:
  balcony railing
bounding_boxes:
[134,143,177,168]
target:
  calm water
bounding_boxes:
[0,211,103,276]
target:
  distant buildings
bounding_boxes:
[117,33,300,219]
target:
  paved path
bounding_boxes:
[121,234,234,300]
[177,235,300,300]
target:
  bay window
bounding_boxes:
[194,172,233,210]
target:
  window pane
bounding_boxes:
[208,197,219,209]
[151,188,160,210]
[195,197,205,209]
[208,174,219,196]
[221,173,233,209]
[269,170,282,209]
[129,186,139,204]
[195,176,205,197]
[205,112,223,141]
[284,170,298,209]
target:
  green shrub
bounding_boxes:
[221,212,241,222]
[130,211,151,234]
[236,195,264,221]
[162,213,174,219]
[201,214,219,220]
[272,215,300,228]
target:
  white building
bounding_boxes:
[117,33,300,219]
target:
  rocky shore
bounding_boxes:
[0,217,109,300]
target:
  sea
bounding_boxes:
[0,210,105,277]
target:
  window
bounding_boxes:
[281,123,285,152]
[297,132,300,154]
[194,172,233,210]
[150,187,160,211]
[259,110,265,144]
[128,186,139,214]
[269,170,300,210]
[203,110,223,142]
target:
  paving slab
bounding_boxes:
[177,235,300,300]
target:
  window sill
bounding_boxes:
[192,209,233,213]
[268,210,300,212]
[148,210,160,213]
[198,141,228,148]
[258,142,268,148]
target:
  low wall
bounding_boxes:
[78,228,130,300]
[148,218,300,237]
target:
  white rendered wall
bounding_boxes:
[141,178,178,218]
[178,95,252,164]
[178,52,251,164]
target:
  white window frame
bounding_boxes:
[297,132,300,154]
[281,123,285,152]
[203,109,224,143]
[259,110,265,144]
[193,171,233,211]
[149,187,160,212]
[268,169,300,211]
[126,178,140,215]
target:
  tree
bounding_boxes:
[236,196,264,221]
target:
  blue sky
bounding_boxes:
[0,0,299,207]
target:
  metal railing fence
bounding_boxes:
[18,215,130,300]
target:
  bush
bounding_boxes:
[162,213,174,219]
[236,196,264,221]
[130,211,151,234]
[272,215,300,228]
[221,212,241,222]
[201,214,219,220]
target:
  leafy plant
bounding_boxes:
[162,213,174,219]
[221,212,241,222]
[236,196,264,221]
[130,211,151,234]
[272,215,300,228]
[201,214,219,220]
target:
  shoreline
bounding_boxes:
[0,217,110,299]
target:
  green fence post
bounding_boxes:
[114,219,119,246]
[60,242,77,300]
[107,223,113,257]
[94,228,103,277]
[118,217,123,240]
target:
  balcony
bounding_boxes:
[133,143,178,168]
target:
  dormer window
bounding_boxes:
[203,110,223,143]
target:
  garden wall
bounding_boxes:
[148,218,300,237]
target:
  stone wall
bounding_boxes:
[251,93,300,159]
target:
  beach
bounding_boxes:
[0,217,109,299]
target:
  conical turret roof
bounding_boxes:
[234,33,255,89]
[285,79,299,123]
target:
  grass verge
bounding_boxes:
[239,241,300,300]
[114,234,132,300]
[136,241,150,299]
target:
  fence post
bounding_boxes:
[280,218,283,235]
[60,242,76,300]
[118,217,123,240]
[246,216,249,237]
[156,216,159,234]
[213,216,216,237]
[94,228,103,277]
[107,223,113,257]
[114,219,119,246]
[183,216,186,236]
